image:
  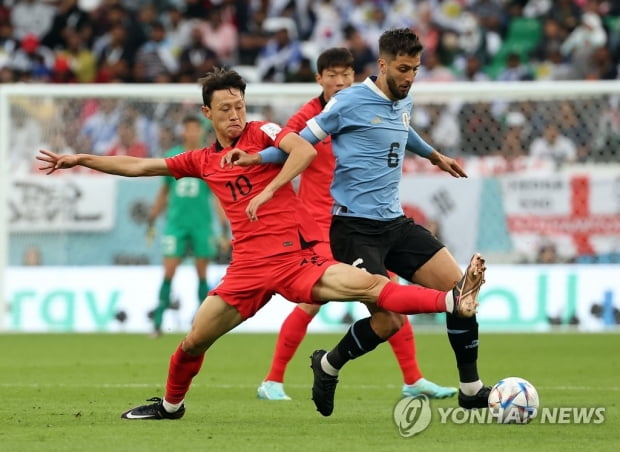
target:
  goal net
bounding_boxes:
[1,80,619,332]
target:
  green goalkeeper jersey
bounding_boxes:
[163,145,214,229]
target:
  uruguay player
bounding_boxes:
[255,47,457,403]
[236,28,491,415]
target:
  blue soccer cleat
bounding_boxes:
[402,378,458,399]
[257,381,291,400]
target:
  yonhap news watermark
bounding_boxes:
[393,395,606,438]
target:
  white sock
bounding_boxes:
[163,399,184,413]
[321,354,339,376]
[444,291,454,313]
[459,380,483,396]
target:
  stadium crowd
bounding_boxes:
[3,0,620,167]
[0,0,618,84]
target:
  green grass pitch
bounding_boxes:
[1,331,617,451]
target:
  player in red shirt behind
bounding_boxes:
[37,68,486,419]
[257,48,457,402]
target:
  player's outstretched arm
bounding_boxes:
[220,145,288,168]
[427,150,467,178]
[405,127,467,178]
[37,149,171,177]
[223,125,323,168]
[245,133,316,221]
[220,148,261,168]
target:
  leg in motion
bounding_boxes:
[392,319,457,399]
[448,254,490,408]
[413,250,490,408]
[380,271,456,399]
[310,313,396,416]
[258,303,318,400]
[307,258,486,416]
[121,295,244,420]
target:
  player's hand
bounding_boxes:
[36,149,79,175]
[429,151,467,178]
[245,189,274,221]
[220,148,261,168]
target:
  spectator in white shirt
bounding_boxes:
[560,12,607,79]
[529,122,577,165]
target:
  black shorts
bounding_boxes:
[329,215,444,281]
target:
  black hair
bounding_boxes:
[379,28,423,60]
[198,67,246,107]
[316,48,354,74]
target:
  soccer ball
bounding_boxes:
[488,377,539,424]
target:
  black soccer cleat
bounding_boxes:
[121,397,185,420]
[310,349,339,417]
[458,385,492,409]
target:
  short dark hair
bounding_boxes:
[198,68,246,107]
[316,47,354,74]
[379,28,423,60]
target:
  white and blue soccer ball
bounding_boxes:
[488,377,539,424]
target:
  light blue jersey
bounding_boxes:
[303,77,417,220]
[259,76,435,220]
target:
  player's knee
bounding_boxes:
[387,312,405,334]
[358,273,390,300]
[393,313,406,330]
[182,333,212,354]
[370,312,402,338]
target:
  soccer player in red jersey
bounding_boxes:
[257,48,457,402]
[37,68,485,420]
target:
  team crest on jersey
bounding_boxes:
[260,122,282,140]
[402,112,410,129]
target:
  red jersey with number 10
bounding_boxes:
[165,121,322,260]
[286,95,334,239]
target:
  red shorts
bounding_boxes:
[209,246,339,319]
[311,240,333,259]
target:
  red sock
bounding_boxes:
[265,306,314,382]
[377,281,446,314]
[165,342,205,404]
[388,319,423,385]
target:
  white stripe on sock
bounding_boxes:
[459,381,483,396]
[445,291,454,313]
[163,399,184,413]
[321,354,339,376]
